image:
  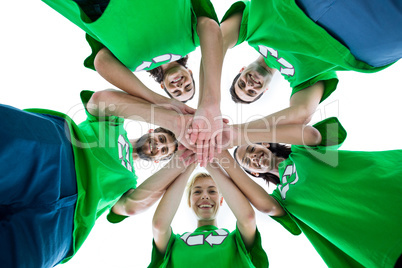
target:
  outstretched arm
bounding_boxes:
[223,122,322,148]
[237,81,325,130]
[86,89,195,149]
[94,48,195,114]
[189,17,223,166]
[205,161,256,249]
[152,163,197,254]
[112,151,196,216]
[214,150,285,217]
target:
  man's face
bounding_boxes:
[162,65,195,102]
[234,64,272,103]
[136,131,176,162]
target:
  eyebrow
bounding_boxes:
[241,145,251,164]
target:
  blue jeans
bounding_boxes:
[296,0,402,67]
[0,105,77,268]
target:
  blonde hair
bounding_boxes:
[186,172,213,207]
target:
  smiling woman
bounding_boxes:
[149,165,268,267]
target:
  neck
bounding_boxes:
[130,138,139,161]
[256,56,275,75]
[197,219,217,228]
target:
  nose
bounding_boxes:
[201,192,210,199]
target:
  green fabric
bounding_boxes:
[149,225,268,268]
[269,117,402,268]
[42,0,218,71]
[222,0,393,102]
[26,90,137,263]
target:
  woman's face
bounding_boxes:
[162,65,195,102]
[235,143,275,174]
[190,176,222,221]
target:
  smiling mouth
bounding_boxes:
[249,74,260,85]
[199,204,213,209]
[171,76,183,84]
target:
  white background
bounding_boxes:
[1,1,402,267]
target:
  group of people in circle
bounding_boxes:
[1,0,402,267]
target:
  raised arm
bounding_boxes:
[224,122,322,148]
[112,151,196,216]
[221,12,242,56]
[94,48,194,114]
[205,161,256,249]
[237,81,325,130]
[189,16,223,165]
[152,163,197,254]
[215,150,285,217]
[86,89,195,149]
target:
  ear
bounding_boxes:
[239,66,246,73]
[251,172,259,177]
[261,142,270,148]
[219,196,224,206]
[188,69,193,75]
[264,87,269,92]
[160,83,164,89]
[154,160,159,164]
[148,129,154,133]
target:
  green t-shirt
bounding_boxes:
[270,117,402,268]
[222,0,393,102]
[26,90,138,263]
[149,225,268,268]
[42,0,218,71]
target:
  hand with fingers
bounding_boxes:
[187,106,224,167]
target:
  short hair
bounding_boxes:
[233,143,291,186]
[229,72,265,104]
[147,55,195,103]
[186,172,213,207]
[136,127,178,161]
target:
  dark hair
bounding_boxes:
[233,143,291,186]
[229,72,265,104]
[147,56,195,103]
[135,127,178,161]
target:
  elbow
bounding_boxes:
[303,126,322,146]
[94,47,111,72]
[198,17,222,39]
[152,216,170,236]
[292,105,314,124]
[238,209,256,229]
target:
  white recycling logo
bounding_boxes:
[135,54,183,72]
[180,229,228,247]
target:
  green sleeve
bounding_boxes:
[269,190,302,236]
[79,90,124,125]
[148,230,176,268]
[191,0,219,23]
[106,210,128,224]
[290,72,339,103]
[312,117,347,148]
[83,34,106,71]
[221,1,249,46]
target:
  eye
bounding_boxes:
[162,147,167,154]
[173,90,181,96]
[248,90,257,96]
[209,190,217,194]
[251,146,255,153]
[185,84,192,91]
[159,136,163,142]
[193,190,201,194]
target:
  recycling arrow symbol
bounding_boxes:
[180,229,228,247]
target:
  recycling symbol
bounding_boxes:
[258,45,295,76]
[135,54,183,72]
[180,229,228,247]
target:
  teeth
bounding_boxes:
[172,77,182,83]
[250,75,259,84]
[199,204,212,208]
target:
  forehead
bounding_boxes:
[192,177,216,190]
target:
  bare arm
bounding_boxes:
[189,17,224,165]
[237,81,325,129]
[225,123,322,148]
[152,163,197,254]
[94,48,195,114]
[86,89,195,149]
[112,152,196,216]
[215,150,285,217]
[205,162,256,249]
[220,12,242,56]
